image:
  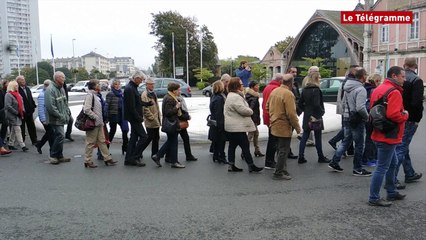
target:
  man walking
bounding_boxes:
[395,57,423,186]
[45,71,71,165]
[16,75,38,144]
[328,68,371,176]
[267,74,301,180]
[368,66,409,207]
[123,72,153,167]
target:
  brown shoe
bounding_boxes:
[58,157,71,163]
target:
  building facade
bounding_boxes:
[0,0,41,76]
[259,46,283,78]
[109,57,135,77]
[367,0,426,81]
[81,51,110,74]
[54,57,84,69]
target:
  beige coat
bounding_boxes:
[224,92,255,132]
[141,90,161,128]
[266,85,301,137]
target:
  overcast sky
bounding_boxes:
[39,0,360,69]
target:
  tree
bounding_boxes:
[192,68,214,82]
[274,36,294,52]
[38,61,54,79]
[251,63,267,81]
[150,11,218,84]
[56,67,72,81]
[75,67,89,81]
[299,57,332,78]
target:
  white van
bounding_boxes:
[70,80,89,92]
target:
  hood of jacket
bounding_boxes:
[343,78,363,93]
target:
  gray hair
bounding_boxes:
[43,79,51,87]
[145,77,155,84]
[220,74,231,82]
[15,75,25,81]
[274,73,284,81]
[132,71,146,81]
[53,71,65,81]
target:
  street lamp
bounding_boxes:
[72,38,76,83]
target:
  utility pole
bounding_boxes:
[172,32,176,78]
[363,0,373,74]
[72,38,76,83]
[200,30,203,82]
[186,30,189,85]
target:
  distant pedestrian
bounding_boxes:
[224,77,262,173]
[209,80,227,164]
[16,75,38,145]
[5,80,28,152]
[246,80,264,157]
[35,80,53,154]
[300,66,319,147]
[45,71,72,164]
[235,61,252,87]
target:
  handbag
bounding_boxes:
[161,117,179,134]
[308,116,323,131]
[346,96,363,128]
[74,95,96,131]
[206,115,217,127]
[179,120,189,129]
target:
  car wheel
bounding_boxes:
[82,89,86,92]
[205,91,211,97]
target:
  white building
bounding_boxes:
[0,0,41,76]
[81,51,110,74]
[109,57,135,76]
[53,57,84,69]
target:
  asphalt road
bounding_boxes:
[0,107,425,239]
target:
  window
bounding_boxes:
[380,24,389,42]
[410,12,419,39]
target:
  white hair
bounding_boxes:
[132,72,146,80]
[53,71,65,81]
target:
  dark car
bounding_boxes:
[319,77,345,102]
[137,78,192,97]
[202,85,212,97]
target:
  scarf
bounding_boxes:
[167,91,182,117]
[246,88,260,98]
[10,91,23,119]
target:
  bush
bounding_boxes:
[259,83,266,93]
[196,81,208,90]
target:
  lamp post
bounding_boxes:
[72,38,76,83]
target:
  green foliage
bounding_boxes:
[150,11,218,80]
[274,36,294,52]
[299,57,332,78]
[38,61,54,78]
[196,81,208,90]
[89,68,107,79]
[75,67,89,81]
[259,82,266,93]
[192,68,214,82]
[251,63,267,82]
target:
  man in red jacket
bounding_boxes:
[368,66,409,207]
[262,73,284,169]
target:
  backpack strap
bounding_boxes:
[372,87,397,107]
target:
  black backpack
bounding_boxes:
[369,87,397,133]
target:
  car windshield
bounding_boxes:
[75,81,86,86]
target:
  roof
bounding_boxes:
[81,51,107,59]
[315,10,364,42]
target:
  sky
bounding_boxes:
[38,0,361,69]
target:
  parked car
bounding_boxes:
[30,84,44,94]
[70,80,89,92]
[66,83,75,92]
[318,77,345,102]
[202,85,212,97]
[137,78,192,97]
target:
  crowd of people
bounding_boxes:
[0,57,423,207]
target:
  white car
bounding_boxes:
[30,84,44,94]
[70,80,89,92]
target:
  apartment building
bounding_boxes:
[81,51,110,74]
[109,57,135,76]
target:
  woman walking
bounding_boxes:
[106,79,129,155]
[83,79,117,168]
[5,81,28,152]
[245,80,264,157]
[209,80,228,163]
[224,77,262,173]
[297,72,329,164]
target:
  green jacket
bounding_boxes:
[45,81,70,125]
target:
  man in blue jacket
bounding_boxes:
[235,61,252,87]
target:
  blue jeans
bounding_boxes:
[369,142,398,201]
[298,129,324,158]
[395,121,417,179]
[331,121,365,170]
[362,122,377,163]
[50,125,64,158]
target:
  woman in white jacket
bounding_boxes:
[224,77,263,173]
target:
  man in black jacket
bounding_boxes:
[16,76,38,144]
[123,72,153,166]
[395,57,424,185]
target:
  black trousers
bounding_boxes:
[38,123,53,149]
[226,131,253,166]
[125,122,148,162]
[65,115,74,136]
[21,114,38,144]
[264,127,277,166]
[140,127,160,157]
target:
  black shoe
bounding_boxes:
[186,155,198,161]
[328,140,337,150]
[264,163,276,170]
[368,199,392,207]
[171,162,185,168]
[405,173,422,183]
[254,151,265,157]
[65,135,74,142]
[124,161,145,167]
[249,164,263,173]
[22,146,29,152]
[240,153,245,160]
[288,152,298,159]
[151,155,162,167]
[318,156,331,163]
[35,144,42,154]
[218,156,229,164]
[298,157,307,164]
[353,169,372,177]
[8,145,18,150]
[228,164,243,172]
[328,163,343,172]
[386,192,406,201]
[384,180,406,190]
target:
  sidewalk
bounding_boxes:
[35,97,341,143]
